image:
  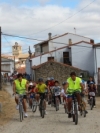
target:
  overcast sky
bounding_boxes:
[1,0,100,54]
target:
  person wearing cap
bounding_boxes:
[13,73,28,117]
[88,81,96,107]
[36,78,48,114]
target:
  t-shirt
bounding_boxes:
[36,83,47,93]
[48,81,55,87]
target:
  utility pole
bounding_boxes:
[0,27,2,90]
[28,46,32,79]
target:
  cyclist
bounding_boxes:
[48,77,55,104]
[52,81,61,105]
[87,76,97,100]
[28,82,37,108]
[88,81,96,107]
[65,72,84,118]
[36,78,48,114]
[13,73,28,117]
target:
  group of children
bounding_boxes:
[27,76,97,110]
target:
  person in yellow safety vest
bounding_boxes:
[64,72,84,118]
[13,73,28,117]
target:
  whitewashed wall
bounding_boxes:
[49,33,91,51]
[71,42,94,75]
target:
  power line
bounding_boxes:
[29,0,96,35]
[2,33,45,41]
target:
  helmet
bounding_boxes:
[38,78,43,82]
[62,82,67,85]
[47,77,50,80]
[50,77,54,80]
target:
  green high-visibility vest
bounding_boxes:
[67,77,82,93]
[15,79,27,94]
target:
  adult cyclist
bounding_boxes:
[65,72,84,118]
[36,78,48,114]
[13,73,28,117]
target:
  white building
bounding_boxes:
[1,57,14,75]
[94,44,100,84]
[26,32,95,79]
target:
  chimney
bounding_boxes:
[48,33,52,40]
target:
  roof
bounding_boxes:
[32,60,81,70]
[93,43,100,47]
[34,32,93,46]
[31,41,93,59]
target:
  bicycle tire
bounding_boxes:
[19,105,23,122]
[90,98,93,110]
[55,97,59,111]
[41,100,45,118]
[74,103,78,125]
[32,100,37,113]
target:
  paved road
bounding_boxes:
[0,85,100,133]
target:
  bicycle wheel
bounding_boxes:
[32,99,37,113]
[74,103,78,125]
[65,104,68,114]
[41,100,45,118]
[90,98,93,110]
[55,97,59,111]
[19,104,23,122]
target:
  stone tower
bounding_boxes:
[12,42,22,56]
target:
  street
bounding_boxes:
[0,86,100,133]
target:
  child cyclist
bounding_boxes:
[52,81,61,105]
[88,81,96,107]
[28,82,37,108]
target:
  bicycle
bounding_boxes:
[18,94,24,122]
[39,93,45,118]
[80,100,86,117]
[31,93,37,113]
[89,95,94,110]
[71,92,79,125]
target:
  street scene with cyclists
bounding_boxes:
[0,0,100,133]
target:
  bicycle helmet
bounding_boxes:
[38,78,43,82]
[50,77,54,80]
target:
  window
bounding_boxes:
[63,52,71,65]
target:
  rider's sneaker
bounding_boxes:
[16,105,19,110]
[94,106,96,108]
[45,110,47,115]
[68,113,72,118]
[24,113,28,117]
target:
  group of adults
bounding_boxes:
[12,72,97,118]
